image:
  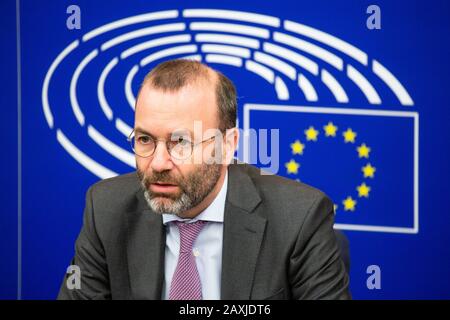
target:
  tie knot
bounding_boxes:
[175,220,206,252]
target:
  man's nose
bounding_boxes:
[150,141,174,172]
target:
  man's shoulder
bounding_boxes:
[231,163,332,218]
[234,163,327,202]
[87,172,142,212]
[91,171,140,191]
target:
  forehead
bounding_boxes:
[134,80,218,136]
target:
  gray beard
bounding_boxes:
[142,188,193,215]
[138,163,222,216]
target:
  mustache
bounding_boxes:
[139,170,181,189]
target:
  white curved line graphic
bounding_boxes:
[245,60,274,84]
[82,10,179,42]
[140,44,197,66]
[347,64,381,104]
[120,34,191,59]
[373,60,414,106]
[284,20,368,66]
[201,44,251,58]
[115,118,134,137]
[275,76,289,100]
[70,49,98,126]
[101,23,186,51]
[42,8,416,182]
[179,54,202,61]
[125,65,139,110]
[321,69,349,103]
[42,40,79,128]
[205,54,243,67]
[57,129,117,179]
[298,74,318,102]
[97,57,118,121]
[88,125,136,168]
[273,31,344,71]
[262,42,319,76]
[183,9,280,27]
[190,22,270,39]
[254,51,297,80]
[195,33,260,49]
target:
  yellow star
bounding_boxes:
[357,143,371,158]
[333,204,338,214]
[357,183,371,198]
[342,196,357,211]
[290,140,305,155]
[323,122,338,137]
[343,128,357,143]
[362,163,376,178]
[285,159,300,174]
[304,126,319,141]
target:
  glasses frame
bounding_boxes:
[127,129,221,160]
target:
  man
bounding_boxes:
[58,59,350,300]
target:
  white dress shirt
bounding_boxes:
[161,171,228,300]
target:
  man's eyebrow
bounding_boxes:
[171,129,194,137]
[134,127,156,138]
[134,127,194,139]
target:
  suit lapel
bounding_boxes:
[221,164,266,299]
[126,190,165,299]
[125,164,266,300]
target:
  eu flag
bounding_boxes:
[243,104,418,234]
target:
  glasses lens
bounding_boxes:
[131,135,155,157]
[169,139,193,160]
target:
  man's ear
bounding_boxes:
[223,127,239,165]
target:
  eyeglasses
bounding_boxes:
[127,129,219,160]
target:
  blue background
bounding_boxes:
[1,0,449,299]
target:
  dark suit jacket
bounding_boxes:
[58,163,351,300]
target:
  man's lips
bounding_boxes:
[149,182,179,193]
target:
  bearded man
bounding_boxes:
[58,59,350,300]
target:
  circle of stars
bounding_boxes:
[285,122,377,214]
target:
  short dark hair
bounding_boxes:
[138,59,237,131]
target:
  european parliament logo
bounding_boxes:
[41,8,418,234]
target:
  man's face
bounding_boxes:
[134,79,224,216]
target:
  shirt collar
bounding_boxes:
[162,169,228,225]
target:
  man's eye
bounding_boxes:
[137,136,151,144]
[177,137,191,146]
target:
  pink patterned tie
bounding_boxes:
[169,220,206,300]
